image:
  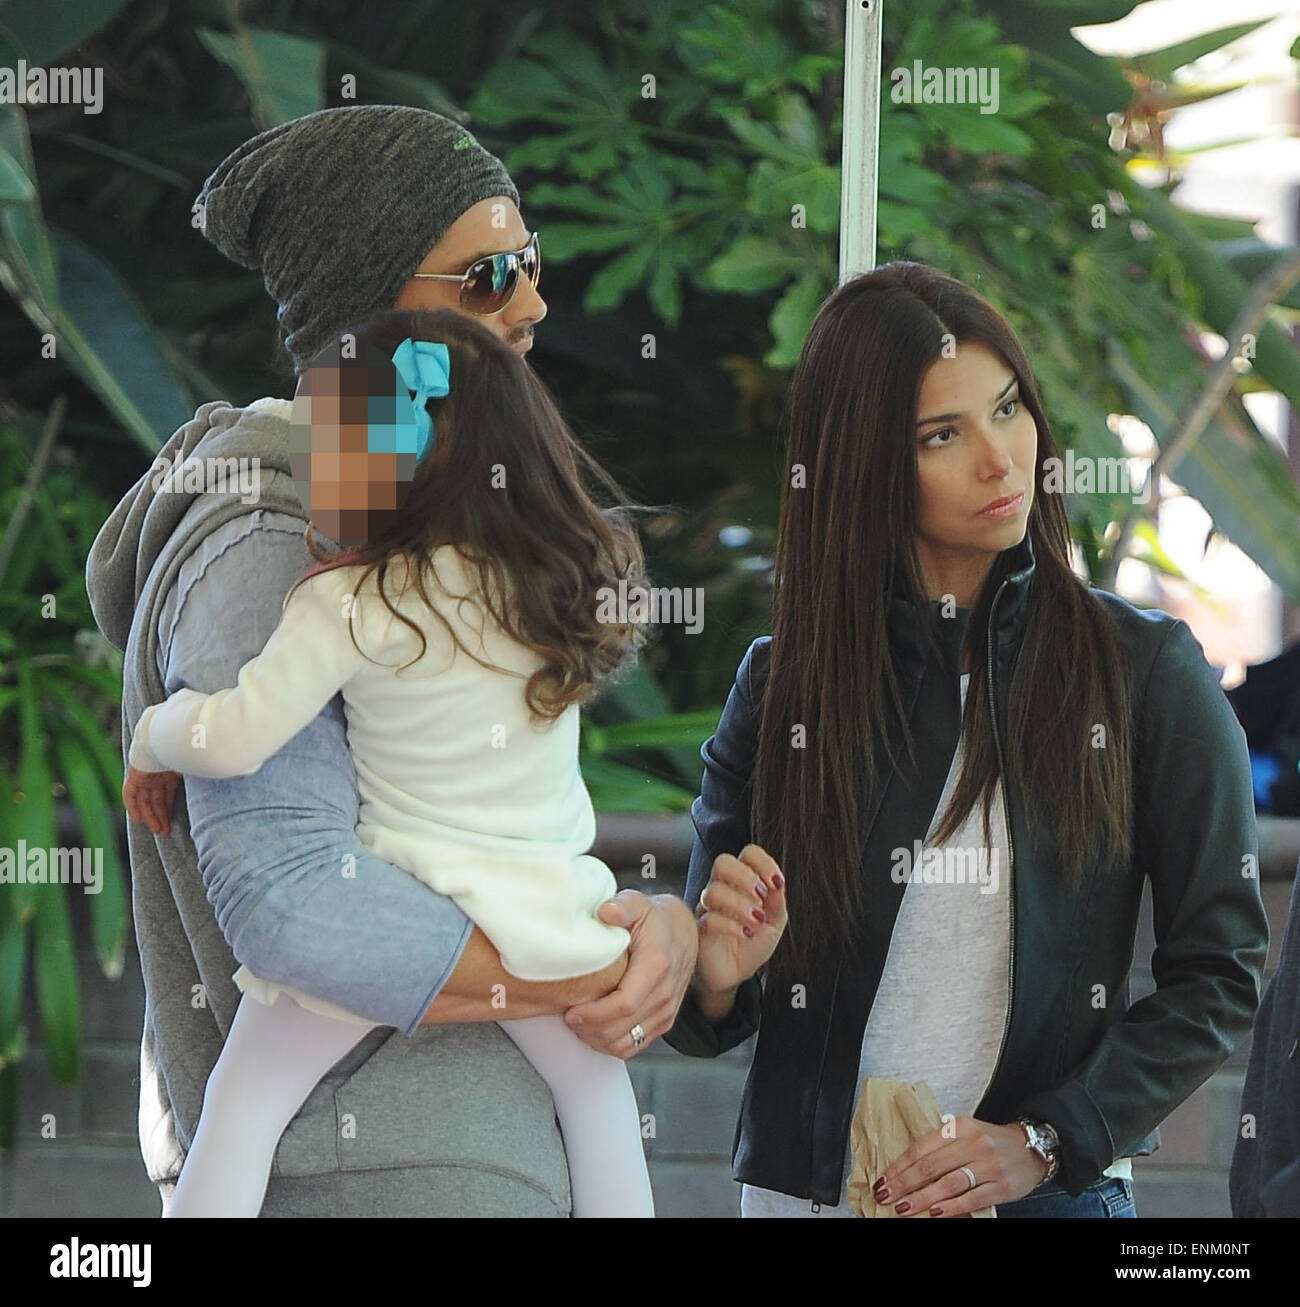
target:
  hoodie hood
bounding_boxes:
[86,397,298,653]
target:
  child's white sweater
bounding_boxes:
[129,545,629,1015]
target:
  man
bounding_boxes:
[86,105,697,1217]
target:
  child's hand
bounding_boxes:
[693,844,787,998]
[123,765,181,836]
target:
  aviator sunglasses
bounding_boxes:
[409,232,541,316]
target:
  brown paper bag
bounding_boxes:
[845,1078,996,1217]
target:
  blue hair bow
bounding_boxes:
[380,337,451,463]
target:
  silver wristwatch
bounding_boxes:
[1016,1118,1060,1185]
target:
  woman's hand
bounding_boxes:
[693,844,787,1001]
[872,1117,1049,1217]
[122,765,181,836]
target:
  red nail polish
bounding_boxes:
[930,1206,943,1217]
[752,908,766,923]
[895,1201,910,1214]
[754,881,768,899]
[772,873,784,889]
[875,1186,890,1202]
[742,925,754,938]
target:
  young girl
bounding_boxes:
[122,306,655,1217]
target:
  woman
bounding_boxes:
[665,261,1269,1218]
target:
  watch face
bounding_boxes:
[1040,1123,1060,1152]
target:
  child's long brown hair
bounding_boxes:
[289,306,648,721]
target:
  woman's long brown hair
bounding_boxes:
[288,306,647,721]
[757,262,1133,985]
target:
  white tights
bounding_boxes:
[166,991,653,1217]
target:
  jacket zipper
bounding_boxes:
[810,952,845,1207]
[985,576,1016,1088]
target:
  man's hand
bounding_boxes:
[563,890,697,1060]
[123,765,181,836]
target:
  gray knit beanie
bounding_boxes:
[194,105,520,374]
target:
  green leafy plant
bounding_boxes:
[0,406,128,1148]
[469,0,1300,598]
[581,655,732,812]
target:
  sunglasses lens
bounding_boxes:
[462,256,516,315]
[458,238,539,315]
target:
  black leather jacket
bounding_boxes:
[665,534,1268,1202]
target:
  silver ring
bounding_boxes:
[959,1165,977,1191]
[630,1023,646,1048]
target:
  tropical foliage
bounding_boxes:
[0,0,1296,1121]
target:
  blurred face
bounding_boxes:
[913,341,1037,608]
[393,196,546,357]
[289,352,411,548]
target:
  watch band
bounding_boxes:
[1016,1117,1060,1185]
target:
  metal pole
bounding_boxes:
[839,0,884,282]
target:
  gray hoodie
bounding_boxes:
[86,397,569,1215]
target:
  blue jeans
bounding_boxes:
[997,1176,1137,1219]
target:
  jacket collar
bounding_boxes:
[885,531,1037,680]
[989,529,1036,663]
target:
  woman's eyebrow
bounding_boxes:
[917,374,1018,429]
